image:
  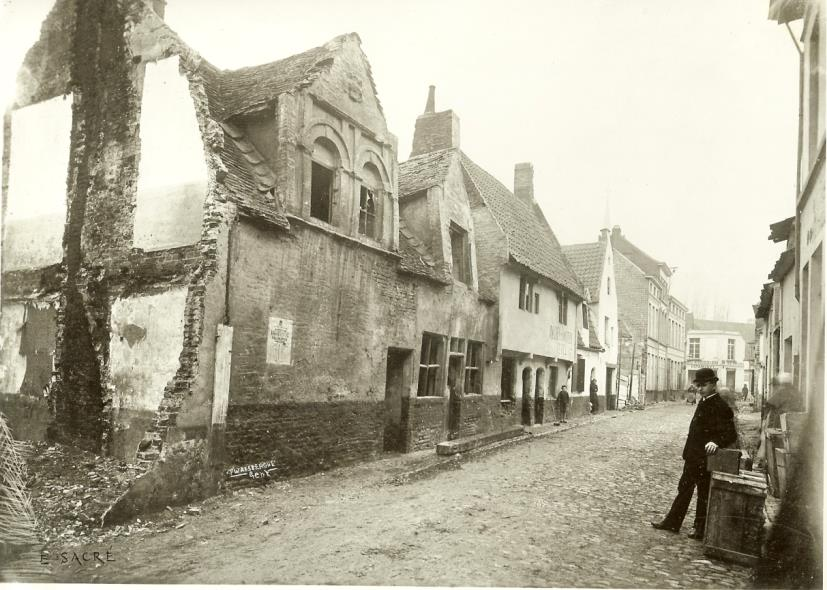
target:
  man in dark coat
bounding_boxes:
[589,378,599,414]
[556,385,570,423]
[651,368,737,539]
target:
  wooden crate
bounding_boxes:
[775,448,788,497]
[706,448,741,475]
[764,428,786,496]
[703,472,768,566]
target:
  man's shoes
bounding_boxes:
[687,529,704,540]
[650,520,680,533]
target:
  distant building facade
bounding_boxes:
[686,318,755,393]
[563,227,620,411]
[611,226,687,402]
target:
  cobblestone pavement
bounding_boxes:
[37,403,753,587]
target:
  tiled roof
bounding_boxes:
[754,283,773,319]
[399,148,455,197]
[769,248,795,281]
[397,219,450,284]
[460,152,584,299]
[689,318,756,343]
[197,61,289,230]
[588,321,604,351]
[611,229,671,279]
[562,242,606,303]
[769,216,794,243]
[216,33,382,120]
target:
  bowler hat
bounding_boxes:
[693,368,719,385]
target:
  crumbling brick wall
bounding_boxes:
[4,0,229,467]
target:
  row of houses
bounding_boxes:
[0,0,689,511]
[753,0,824,417]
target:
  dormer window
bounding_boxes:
[450,222,472,285]
[358,187,376,237]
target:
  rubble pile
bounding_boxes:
[22,442,147,544]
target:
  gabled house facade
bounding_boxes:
[611,226,687,402]
[0,1,510,516]
[400,88,586,422]
[562,227,620,411]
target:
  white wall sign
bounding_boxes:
[266,317,293,365]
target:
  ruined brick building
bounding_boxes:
[1,0,586,513]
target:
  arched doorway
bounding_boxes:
[534,368,545,424]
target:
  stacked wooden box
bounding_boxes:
[703,467,768,566]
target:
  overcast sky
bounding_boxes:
[0,0,802,322]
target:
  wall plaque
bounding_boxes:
[266,317,293,365]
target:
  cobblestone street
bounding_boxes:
[43,403,754,587]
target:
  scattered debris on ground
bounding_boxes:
[21,441,147,545]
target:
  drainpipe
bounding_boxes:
[786,21,804,301]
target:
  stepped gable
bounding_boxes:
[460,152,584,299]
[562,242,606,303]
[399,148,456,197]
[217,33,381,120]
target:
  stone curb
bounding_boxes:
[385,410,632,485]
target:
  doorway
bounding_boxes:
[384,348,411,452]
[534,368,545,423]
[605,368,615,410]
[447,355,464,440]
[726,369,736,391]
[521,367,533,425]
[501,357,515,401]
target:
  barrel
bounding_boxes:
[703,472,768,566]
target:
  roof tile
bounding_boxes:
[460,152,584,298]
[562,242,606,303]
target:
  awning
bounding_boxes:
[768,0,806,24]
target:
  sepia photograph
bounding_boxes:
[0,0,823,587]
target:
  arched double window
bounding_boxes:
[309,137,341,224]
[358,163,383,240]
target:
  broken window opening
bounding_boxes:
[358,186,377,238]
[450,223,472,286]
[310,161,334,223]
[464,341,483,395]
[417,332,444,397]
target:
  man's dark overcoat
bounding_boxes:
[682,393,738,464]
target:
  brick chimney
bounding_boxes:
[611,225,622,241]
[410,86,460,157]
[514,162,534,205]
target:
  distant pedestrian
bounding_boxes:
[741,383,749,401]
[589,378,599,414]
[557,385,570,423]
[685,383,697,404]
[651,368,737,540]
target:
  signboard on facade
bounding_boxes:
[266,317,293,365]
[687,359,739,369]
[549,325,574,361]
[225,460,277,480]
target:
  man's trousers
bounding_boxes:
[661,459,711,532]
